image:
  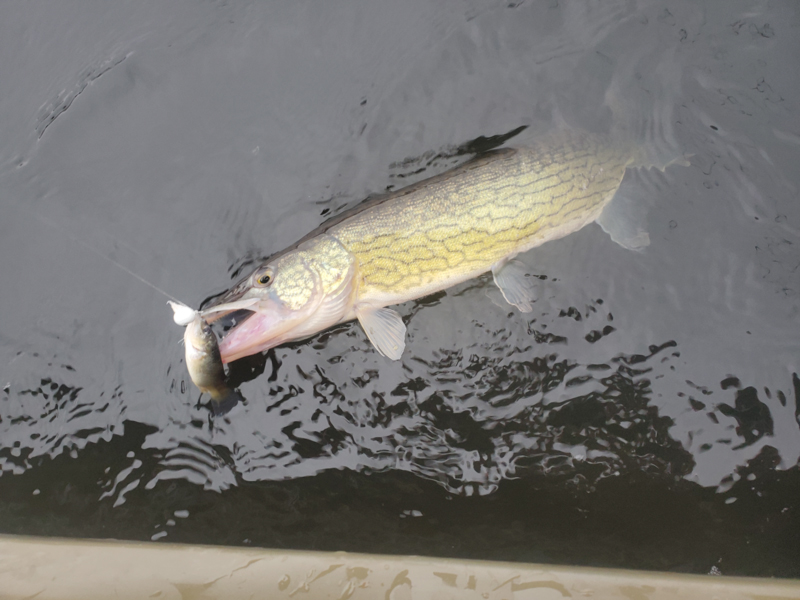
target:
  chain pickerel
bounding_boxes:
[203,129,678,362]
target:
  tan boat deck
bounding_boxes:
[1,535,798,599]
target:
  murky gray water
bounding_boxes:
[1,0,799,577]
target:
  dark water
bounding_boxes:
[1,0,799,578]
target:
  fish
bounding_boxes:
[203,129,679,362]
[169,301,244,408]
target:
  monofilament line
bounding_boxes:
[30,209,184,304]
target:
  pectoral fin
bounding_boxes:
[356,306,406,360]
[492,259,536,312]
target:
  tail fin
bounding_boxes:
[597,41,693,252]
[605,46,689,171]
[208,385,244,416]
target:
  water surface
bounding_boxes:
[0,0,798,577]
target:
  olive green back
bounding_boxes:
[330,130,631,296]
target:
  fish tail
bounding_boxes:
[605,46,689,171]
[594,46,692,252]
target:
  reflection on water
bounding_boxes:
[1,0,799,577]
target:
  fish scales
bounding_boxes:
[330,130,630,302]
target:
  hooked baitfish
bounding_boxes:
[169,300,253,408]
[180,312,242,405]
[204,129,676,362]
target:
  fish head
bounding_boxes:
[185,315,217,352]
[206,238,356,363]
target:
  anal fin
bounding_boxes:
[492,259,536,313]
[356,306,406,360]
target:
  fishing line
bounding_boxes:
[28,208,185,305]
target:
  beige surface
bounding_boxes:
[1,535,798,600]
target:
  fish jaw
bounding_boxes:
[203,274,255,311]
[216,292,335,363]
[217,302,299,363]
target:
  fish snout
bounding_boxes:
[204,277,251,309]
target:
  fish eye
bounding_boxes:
[255,269,273,286]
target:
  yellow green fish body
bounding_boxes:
[207,130,640,362]
[332,131,632,310]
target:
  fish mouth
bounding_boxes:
[216,310,288,364]
[200,297,301,364]
[215,309,255,336]
[196,298,268,363]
